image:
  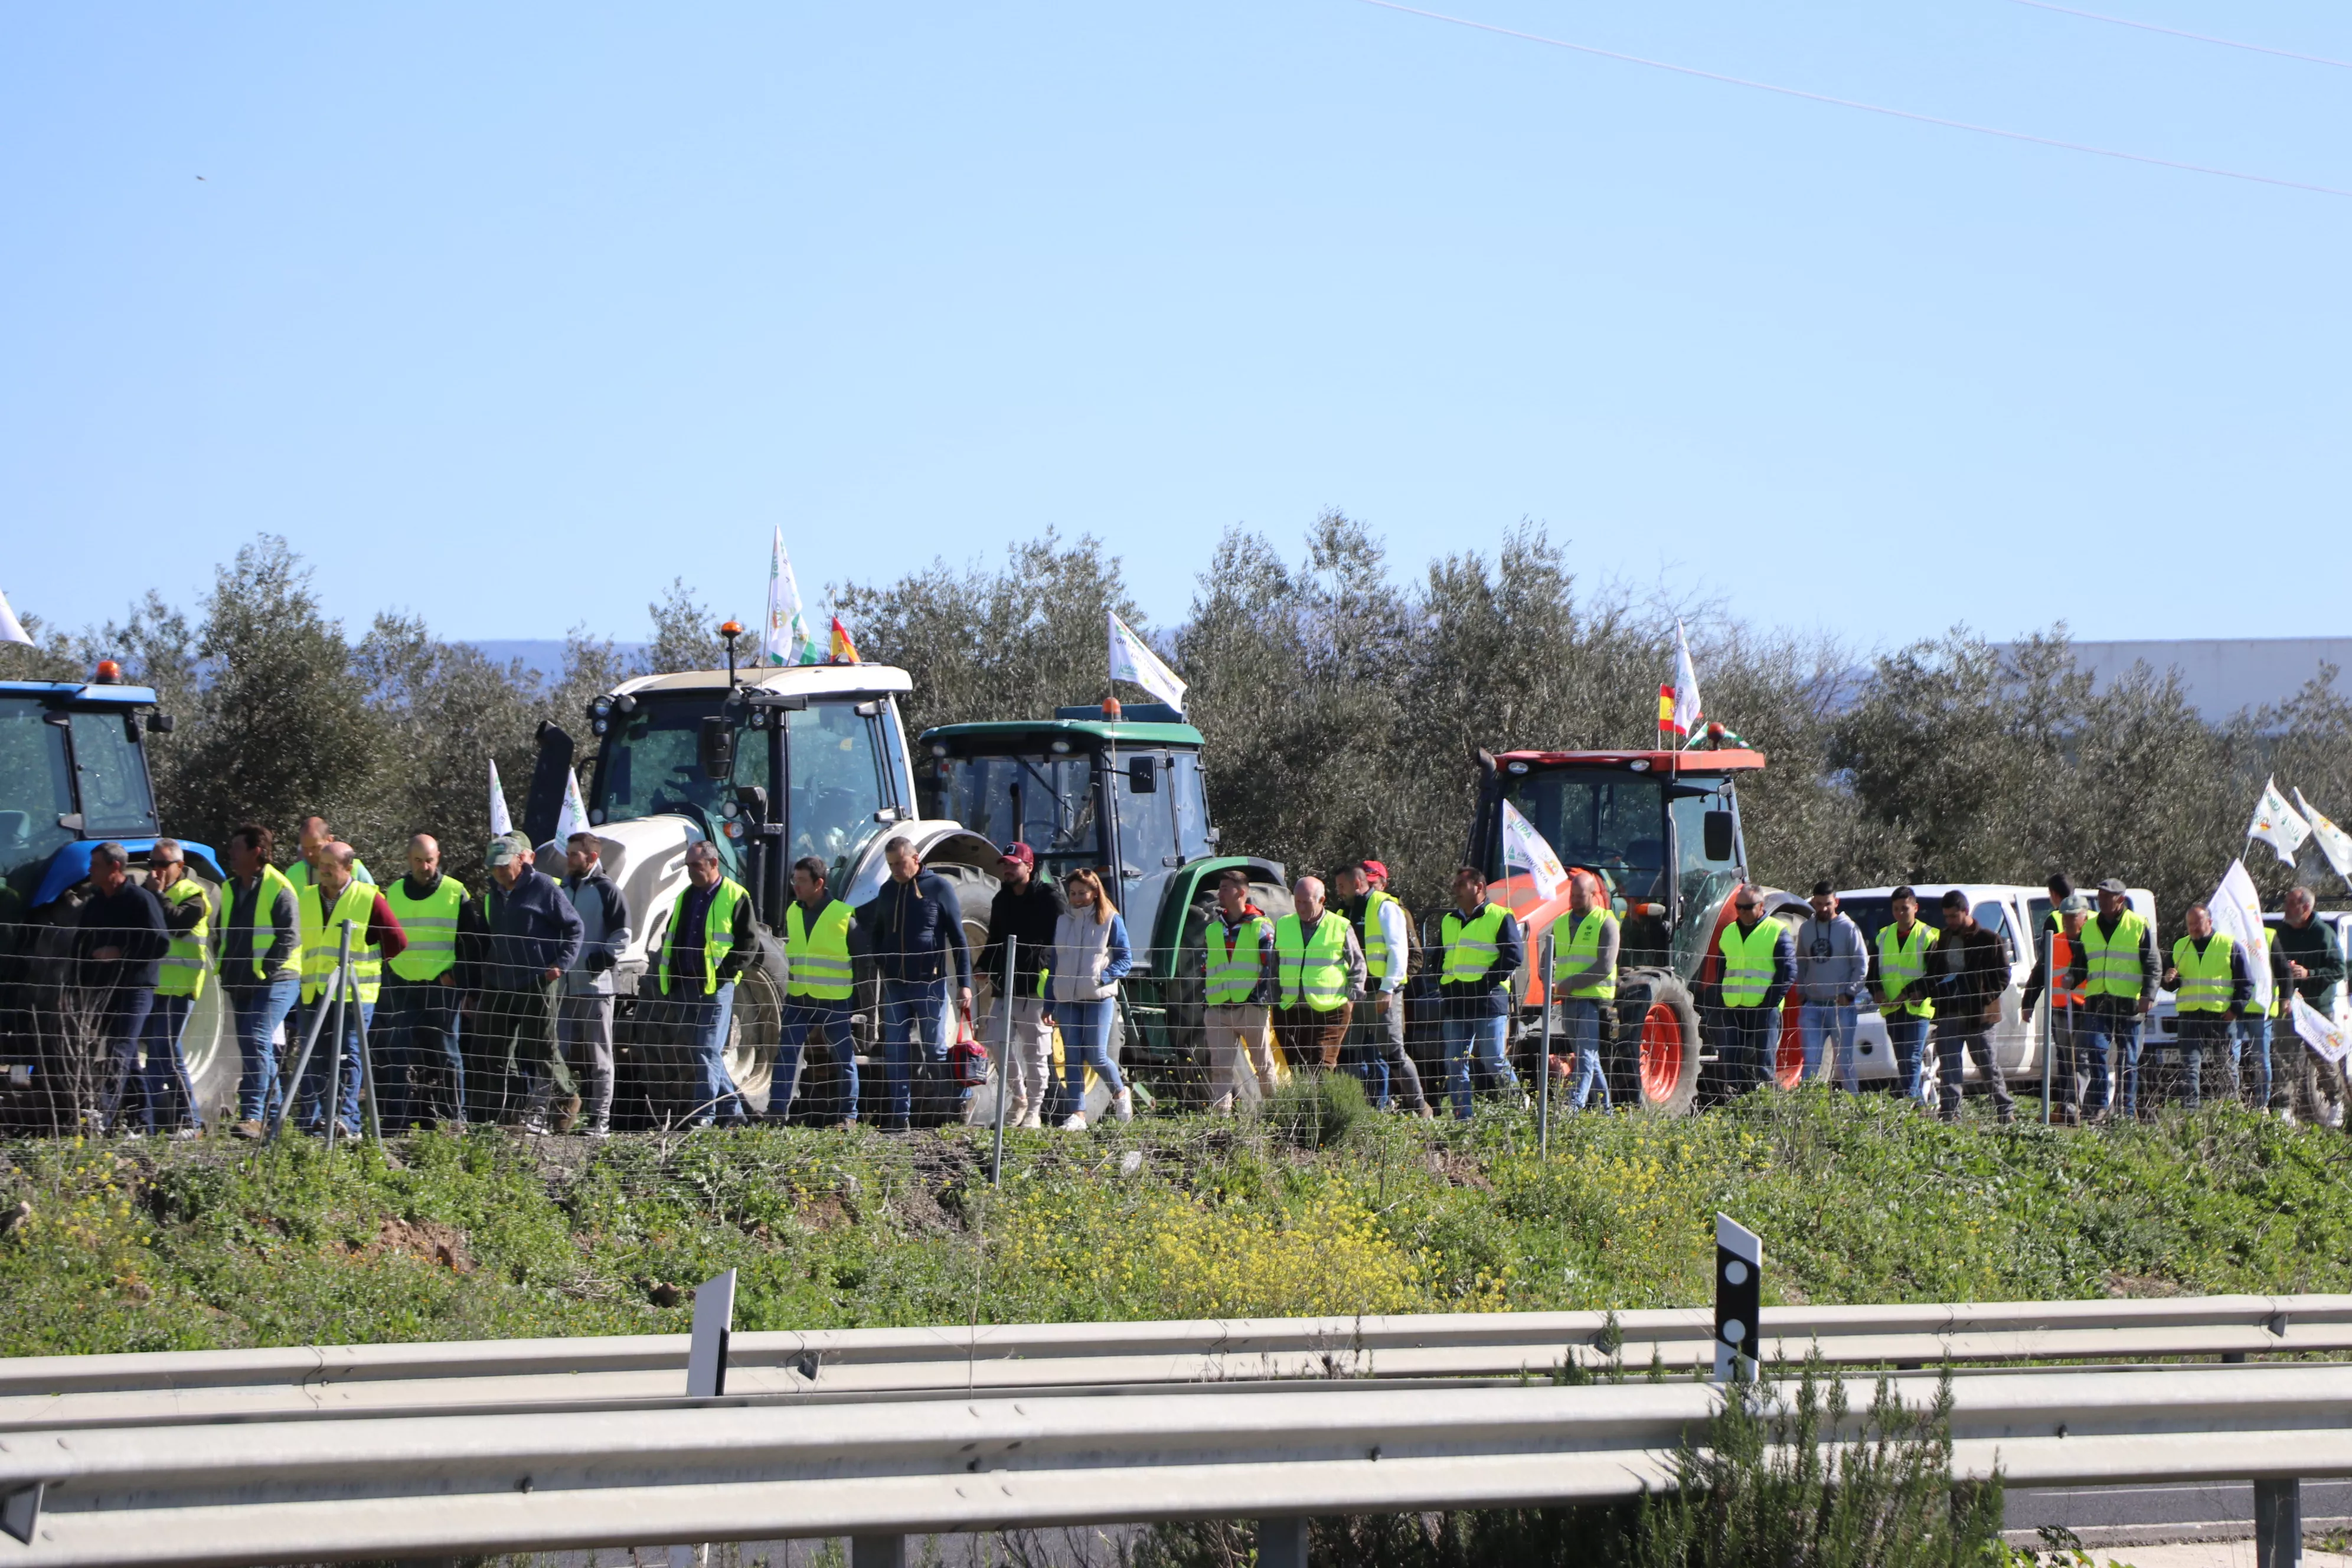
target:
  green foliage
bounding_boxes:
[1262,1066,1372,1151]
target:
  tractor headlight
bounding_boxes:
[591,696,613,718]
[721,800,740,820]
[724,821,744,841]
[1050,739,1071,754]
[591,718,609,736]
[1505,760,1528,775]
[750,708,767,728]
[616,693,637,714]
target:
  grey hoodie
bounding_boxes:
[1791,912,1869,1004]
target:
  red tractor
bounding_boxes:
[1466,739,1797,1113]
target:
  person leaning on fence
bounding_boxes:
[557,832,631,1138]
[1711,888,1792,1092]
[289,843,406,1138]
[1201,867,1279,1115]
[379,834,479,1132]
[1334,860,1430,1116]
[854,837,974,1132]
[216,824,302,1138]
[2078,878,2158,1121]
[773,854,859,1129]
[74,841,169,1136]
[1791,881,1868,1090]
[472,834,583,1131]
[142,839,212,1136]
[1272,875,1364,1078]
[1438,866,1523,1121]
[2275,886,2344,1124]
[1929,890,2013,1125]
[1547,871,1618,1113]
[284,813,371,899]
[654,839,758,1130]
[2023,892,2092,1125]
[1046,866,1133,1130]
[977,841,1066,1129]
[2160,902,2250,1113]
[1866,886,1938,1109]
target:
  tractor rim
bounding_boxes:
[1639,1002,1684,1102]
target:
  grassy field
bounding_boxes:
[5,1084,2352,1358]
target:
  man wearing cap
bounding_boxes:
[1791,881,1868,1090]
[2078,878,2158,1120]
[2160,901,2251,1112]
[976,841,1066,1128]
[1711,887,1794,1092]
[2023,891,2093,1124]
[1930,890,2013,1124]
[1866,886,1938,1108]
[1334,860,1430,1116]
[471,834,583,1129]
[142,839,213,1136]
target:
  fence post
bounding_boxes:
[1714,1213,1762,1383]
[351,932,384,1145]
[851,1536,907,1568]
[1257,1517,1309,1568]
[2040,926,2054,1125]
[324,923,351,1152]
[1537,932,1554,1158]
[991,937,1015,1187]
[2255,1478,2301,1568]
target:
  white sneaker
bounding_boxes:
[1018,1108,1043,1129]
[173,1126,203,1141]
[1112,1089,1134,1123]
[1059,1112,1088,1131]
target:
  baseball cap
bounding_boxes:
[2095,877,2129,896]
[486,836,521,867]
[1359,859,1389,882]
[997,842,1035,870]
[2059,892,2093,913]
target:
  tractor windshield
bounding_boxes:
[594,696,732,837]
[1495,769,1669,904]
[925,750,1102,876]
[0,698,78,894]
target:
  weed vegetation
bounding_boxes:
[4,1089,2351,1358]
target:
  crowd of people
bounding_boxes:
[59,818,2350,1138]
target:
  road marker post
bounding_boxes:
[1714,1214,1762,1383]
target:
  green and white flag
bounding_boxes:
[488,759,514,839]
[2208,858,2272,1015]
[2293,787,2352,894]
[0,587,30,648]
[1108,610,1186,712]
[552,767,589,845]
[763,528,821,667]
[2246,776,2311,868]
[2291,992,2350,1066]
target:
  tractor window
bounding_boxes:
[1497,770,1666,900]
[0,701,77,891]
[930,752,1100,875]
[1170,752,1213,861]
[1112,750,1181,934]
[68,710,157,838]
[595,698,726,834]
[786,701,890,888]
[1667,785,1743,977]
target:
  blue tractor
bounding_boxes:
[0,674,225,1131]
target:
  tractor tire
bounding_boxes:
[724,963,786,1116]
[1614,971,1701,1116]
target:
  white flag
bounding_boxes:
[2207,858,2272,1015]
[2290,992,2350,1066]
[2246,776,2311,868]
[1108,611,1187,713]
[551,767,589,847]
[763,528,820,667]
[0,588,30,648]
[1500,799,1568,903]
[488,759,513,839]
[1670,620,1704,741]
[2292,788,2352,893]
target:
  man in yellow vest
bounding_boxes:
[1333,860,1430,1116]
[1866,885,1937,1108]
[1202,867,1280,1114]
[2160,901,2250,1112]
[1272,875,1366,1075]
[142,839,213,1137]
[1712,887,1794,1092]
[2079,878,2159,1119]
[290,841,406,1137]
[2023,891,2092,1124]
[215,823,303,1138]
[1547,871,1619,1112]
[773,855,857,1128]
[1438,866,1524,1120]
[655,839,760,1128]
[380,834,479,1131]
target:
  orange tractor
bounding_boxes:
[1466,739,1802,1113]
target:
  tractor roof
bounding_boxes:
[1497,747,1767,773]
[610,665,913,700]
[924,718,1205,749]
[0,681,159,707]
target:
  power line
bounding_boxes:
[2004,0,2352,72]
[1350,0,2352,199]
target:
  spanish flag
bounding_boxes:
[829,616,861,665]
[1657,683,1676,731]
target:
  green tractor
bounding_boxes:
[914,702,1287,1098]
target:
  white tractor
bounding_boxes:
[528,655,998,1125]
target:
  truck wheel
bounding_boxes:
[726,965,785,1116]
[1616,973,1701,1115]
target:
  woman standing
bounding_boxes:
[1046,868,1134,1129]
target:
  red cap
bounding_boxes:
[1358,859,1389,883]
[997,842,1035,869]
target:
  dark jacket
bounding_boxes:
[855,870,972,990]
[76,881,170,991]
[2275,916,2345,1013]
[979,877,1068,996]
[1930,920,2010,1023]
[478,866,584,990]
[1437,906,1526,1018]
[218,872,300,981]
[561,867,634,996]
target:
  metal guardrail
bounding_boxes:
[0,1293,2343,1433]
[2,1363,2349,1567]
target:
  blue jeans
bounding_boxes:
[879,978,949,1128]
[1720,1005,1779,1092]
[224,973,300,1122]
[668,983,743,1126]
[778,997,856,1122]
[1443,1013,1514,1119]
[1798,1001,1860,1090]
[377,981,464,1131]
[2080,1010,2143,1118]
[1884,1012,1932,1102]
[93,986,156,1133]
[291,997,371,1136]
[140,993,200,1133]
[2235,1013,2273,1109]
[1557,999,1609,1110]
[1054,997,1125,1109]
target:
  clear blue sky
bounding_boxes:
[5,2,2346,655]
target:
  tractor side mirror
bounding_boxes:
[1703,809,1735,863]
[1128,754,1158,794]
[698,717,735,781]
[146,713,174,734]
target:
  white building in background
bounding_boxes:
[2001,638,2352,722]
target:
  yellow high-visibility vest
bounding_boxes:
[661,878,750,996]
[1877,922,1938,1020]
[156,877,211,1001]
[384,876,465,982]
[1440,904,1511,986]
[2082,912,2150,1002]
[1549,909,1617,999]
[220,864,303,984]
[300,881,381,1005]
[786,897,854,1001]
[1205,917,1270,1007]
[2171,933,2236,1015]
[1717,917,1785,1008]
[1274,911,1351,1012]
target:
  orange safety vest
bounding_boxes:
[2049,928,2086,1010]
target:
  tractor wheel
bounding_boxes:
[1615,972,1701,1115]
[726,964,785,1116]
